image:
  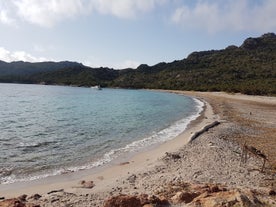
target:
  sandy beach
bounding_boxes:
[1,91,276,207]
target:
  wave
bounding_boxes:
[17,141,58,153]
[99,97,204,162]
[1,98,204,184]
[18,140,57,148]
[64,98,204,172]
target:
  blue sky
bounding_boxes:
[0,0,276,69]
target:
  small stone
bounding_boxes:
[127,174,137,184]
[18,194,27,201]
[79,180,95,189]
[171,191,199,204]
[51,198,59,203]
[269,190,276,196]
[103,195,141,207]
[210,185,220,193]
[119,162,130,165]
[28,194,42,200]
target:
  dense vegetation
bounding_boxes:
[0,33,275,95]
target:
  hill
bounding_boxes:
[0,33,275,95]
[112,33,276,95]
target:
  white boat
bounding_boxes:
[91,85,102,90]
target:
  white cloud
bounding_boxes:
[0,0,164,27]
[92,0,163,19]
[0,10,14,25]
[0,47,49,62]
[13,0,86,27]
[0,1,16,25]
[0,47,140,68]
[83,56,140,69]
[171,0,276,33]
[117,59,140,69]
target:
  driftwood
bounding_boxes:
[241,142,267,172]
[47,189,64,194]
[190,121,220,141]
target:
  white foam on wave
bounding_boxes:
[68,97,204,170]
[103,97,204,157]
[2,97,204,184]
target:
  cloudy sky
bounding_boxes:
[0,0,276,69]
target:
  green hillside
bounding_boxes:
[112,33,276,95]
[0,33,275,95]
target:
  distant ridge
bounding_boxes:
[0,33,275,95]
[0,61,84,76]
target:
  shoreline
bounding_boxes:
[0,93,216,198]
[1,91,275,206]
[0,87,202,186]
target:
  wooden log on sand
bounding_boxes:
[190,121,220,141]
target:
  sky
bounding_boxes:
[0,0,276,69]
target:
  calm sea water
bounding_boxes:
[0,83,203,184]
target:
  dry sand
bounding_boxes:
[0,91,275,207]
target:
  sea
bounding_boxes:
[0,83,203,184]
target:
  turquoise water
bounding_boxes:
[0,83,203,184]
